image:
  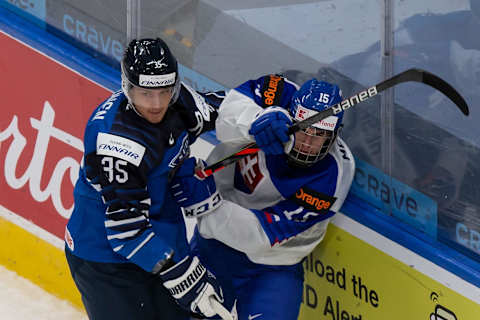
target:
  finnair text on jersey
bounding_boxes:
[98,144,140,160]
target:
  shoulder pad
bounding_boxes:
[180,83,215,117]
[259,74,285,107]
[245,74,298,109]
[175,83,218,136]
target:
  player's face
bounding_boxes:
[293,127,330,155]
[129,86,174,123]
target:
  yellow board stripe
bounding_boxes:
[0,216,83,311]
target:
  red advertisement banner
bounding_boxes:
[0,31,110,239]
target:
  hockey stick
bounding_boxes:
[196,68,469,178]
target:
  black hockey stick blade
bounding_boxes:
[378,68,469,115]
[200,68,469,177]
[289,68,469,133]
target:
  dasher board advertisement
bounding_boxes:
[0,28,110,306]
[0,14,220,307]
[0,30,109,242]
[299,213,480,320]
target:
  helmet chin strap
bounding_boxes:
[126,102,144,118]
[168,79,181,107]
[121,72,180,114]
[121,77,142,118]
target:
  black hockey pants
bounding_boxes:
[65,247,190,320]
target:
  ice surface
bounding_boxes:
[0,265,86,320]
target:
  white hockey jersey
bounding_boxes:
[197,76,355,265]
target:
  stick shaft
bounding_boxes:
[200,68,468,177]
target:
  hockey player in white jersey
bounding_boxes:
[170,74,355,319]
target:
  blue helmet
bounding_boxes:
[287,79,343,166]
[289,79,343,129]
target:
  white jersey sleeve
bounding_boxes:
[215,89,261,142]
[197,201,272,255]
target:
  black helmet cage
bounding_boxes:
[287,125,342,167]
[121,38,180,107]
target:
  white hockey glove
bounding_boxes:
[170,157,223,218]
[160,255,225,318]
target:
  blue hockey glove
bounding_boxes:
[160,255,225,317]
[170,157,222,218]
[248,106,293,155]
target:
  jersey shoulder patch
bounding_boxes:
[255,74,298,109]
[96,132,146,167]
[260,74,285,107]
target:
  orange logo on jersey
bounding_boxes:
[263,75,282,105]
[295,188,333,211]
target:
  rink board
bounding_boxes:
[0,16,215,312]
[0,21,112,309]
[299,214,480,319]
[0,206,81,307]
[1,6,479,319]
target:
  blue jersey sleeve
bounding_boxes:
[83,128,178,272]
[253,185,337,246]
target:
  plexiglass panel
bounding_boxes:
[0,0,127,68]
[391,0,480,260]
[2,0,478,262]
[138,1,381,90]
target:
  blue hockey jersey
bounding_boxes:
[65,83,223,272]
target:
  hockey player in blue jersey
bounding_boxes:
[170,74,355,319]
[64,38,228,320]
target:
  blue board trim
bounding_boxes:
[0,7,120,91]
[342,194,480,288]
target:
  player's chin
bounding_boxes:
[298,148,316,154]
[145,112,166,124]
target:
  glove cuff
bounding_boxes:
[160,256,206,299]
[152,250,174,274]
[182,191,223,218]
